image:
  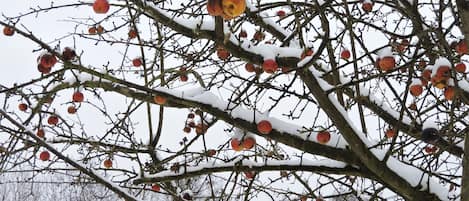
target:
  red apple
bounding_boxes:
[72,91,84,102]
[244,171,255,179]
[340,49,351,60]
[103,159,113,168]
[207,149,217,157]
[362,2,373,12]
[39,53,57,68]
[242,137,256,150]
[444,86,455,101]
[217,47,230,60]
[455,40,468,55]
[245,63,255,72]
[183,126,191,133]
[422,69,432,81]
[93,0,110,14]
[257,120,272,134]
[378,56,395,71]
[128,29,138,39]
[277,10,286,18]
[253,31,265,41]
[47,115,59,125]
[96,25,104,34]
[262,59,278,74]
[18,103,27,111]
[396,39,409,52]
[455,63,466,73]
[420,78,428,86]
[132,58,143,67]
[36,129,45,138]
[207,0,223,16]
[39,151,50,161]
[3,26,14,36]
[431,66,451,89]
[180,74,188,82]
[231,138,243,151]
[301,49,314,59]
[238,30,247,38]
[316,130,331,144]
[195,123,207,135]
[88,27,97,35]
[385,128,396,138]
[151,184,160,192]
[38,64,52,74]
[424,145,438,154]
[154,95,167,105]
[409,84,423,96]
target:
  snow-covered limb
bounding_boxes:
[0,109,142,201]
[319,65,464,157]
[69,77,360,166]
[299,67,451,201]
[133,158,366,184]
[130,0,302,68]
[47,137,150,154]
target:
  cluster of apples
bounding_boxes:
[88,25,105,35]
[207,0,246,20]
[416,60,465,101]
[230,135,256,151]
[19,97,57,126]
[67,91,85,114]
[88,0,110,35]
[182,110,208,134]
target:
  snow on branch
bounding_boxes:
[133,157,363,184]
[300,67,451,200]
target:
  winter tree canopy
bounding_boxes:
[1,0,469,200]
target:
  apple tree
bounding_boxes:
[0,0,468,200]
